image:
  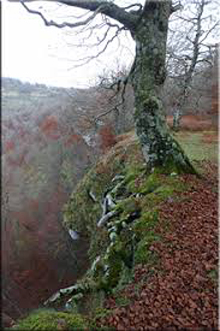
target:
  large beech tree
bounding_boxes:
[16,0,196,173]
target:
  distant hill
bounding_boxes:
[2,77,135,136]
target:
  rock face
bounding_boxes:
[2,79,96,322]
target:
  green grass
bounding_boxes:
[207,268,218,284]
[175,131,218,164]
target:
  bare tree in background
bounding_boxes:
[95,62,134,135]
[14,0,197,173]
[166,0,219,130]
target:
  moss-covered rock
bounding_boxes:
[63,138,143,263]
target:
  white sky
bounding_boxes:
[2,0,136,88]
[2,0,219,88]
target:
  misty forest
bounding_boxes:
[2,0,219,330]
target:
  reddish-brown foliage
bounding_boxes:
[40,115,61,140]
[166,114,215,131]
[64,134,82,147]
[97,162,218,330]
[99,124,117,152]
[4,140,15,153]
[202,133,218,144]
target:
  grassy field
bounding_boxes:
[175,130,218,165]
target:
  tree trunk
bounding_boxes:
[172,78,190,131]
[131,1,196,174]
[172,108,182,131]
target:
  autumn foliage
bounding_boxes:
[99,124,117,152]
[2,104,92,324]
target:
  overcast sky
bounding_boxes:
[2,0,218,88]
[2,0,136,88]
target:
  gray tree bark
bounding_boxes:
[130,1,196,173]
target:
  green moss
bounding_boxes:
[101,246,123,291]
[92,307,112,321]
[63,138,143,264]
[115,196,141,218]
[138,173,189,210]
[123,163,147,193]
[124,164,146,183]
[115,295,131,307]
[72,289,106,317]
[138,173,161,194]
[88,227,109,262]
[96,228,134,292]
[134,230,161,265]
[113,266,134,293]
[14,309,87,330]
[134,210,158,235]
[207,268,218,284]
[153,184,175,198]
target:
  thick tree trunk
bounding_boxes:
[131,1,196,174]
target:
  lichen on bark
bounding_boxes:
[130,1,197,174]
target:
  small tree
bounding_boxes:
[17,0,197,174]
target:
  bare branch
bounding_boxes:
[121,3,143,12]
[67,27,125,68]
[21,1,105,29]
[171,1,183,13]
[199,20,220,44]
[18,0,138,31]
[94,74,129,126]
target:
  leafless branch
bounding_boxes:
[21,1,105,29]
[94,74,129,125]
[199,21,220,44]
[18,0,138,31]
[67,27,125,68]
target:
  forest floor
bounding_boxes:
[96,129,219,330]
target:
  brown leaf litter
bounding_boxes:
[96,161,218,330]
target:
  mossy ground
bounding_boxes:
[10,309,87,330]
[59,133,193,322]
